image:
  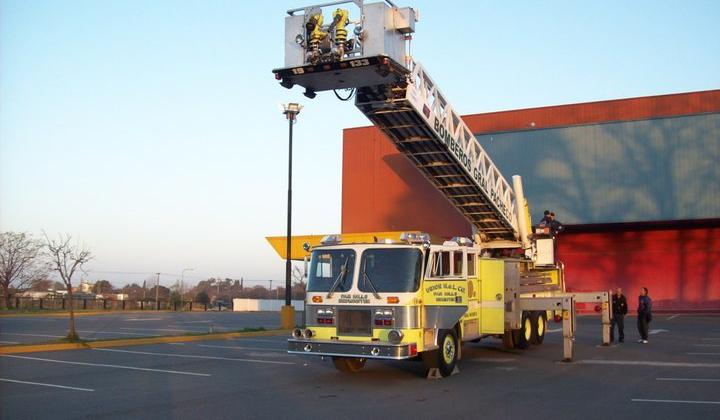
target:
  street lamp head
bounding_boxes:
[282,102,303,120]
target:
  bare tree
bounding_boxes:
[0,232,47,309]
[45,233,92,341]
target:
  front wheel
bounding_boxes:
[332,357,366,373]
[423,329,458,377]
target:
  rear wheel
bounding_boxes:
[332,357,366,373]
[531,311,547,345]
[516,311,534,349]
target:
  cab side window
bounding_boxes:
[431,251,451,277]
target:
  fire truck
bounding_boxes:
[269,0,611,378]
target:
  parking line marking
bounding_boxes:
[93,348,295,365]
[700,338,720,341]
[0,355,211,376]
[0,341,20,344]
[76,330,148,336]
[666,314,680,320]
[686,352,720,356]
[124,318,164,321]
[632,398,720,405]
[0,378,94,392]
[197,344,286,353]
[119,327,205,333]
[230,338,285,344]
[656,378,720,382]
[546,328,562,333]
[468,358,516,363]
[693,344,720,347]
[178,321,212,324]
[577,359,720,368]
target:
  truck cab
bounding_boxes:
[289,233,491,376]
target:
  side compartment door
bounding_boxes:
[479,259,505,334]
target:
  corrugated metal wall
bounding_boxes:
[476,114,720,224]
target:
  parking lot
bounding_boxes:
[0,311,304,344]
[1,314,719,419]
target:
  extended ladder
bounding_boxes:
[353,60,519,242]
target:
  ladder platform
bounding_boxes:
[272,55,409,93]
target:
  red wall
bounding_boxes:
[342,126,472,238]
[559,224,720,312]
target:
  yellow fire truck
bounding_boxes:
[269,0,610,377]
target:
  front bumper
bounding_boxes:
[288,339,417,360]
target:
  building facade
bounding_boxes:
[342,90,720,311]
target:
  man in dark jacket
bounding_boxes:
[637,287,652,343]
[549,212,564,237]
[611,288,628,343]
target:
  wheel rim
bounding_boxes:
[524,318,532,341]
[537,316,545,337]
[442,335,456,365]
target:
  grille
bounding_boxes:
[337,309,372,336]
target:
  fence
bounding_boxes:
[3,296,210,312]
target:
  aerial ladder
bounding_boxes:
[271,0,611,370]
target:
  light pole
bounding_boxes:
[281,102,302,329]
[181,268,193,308]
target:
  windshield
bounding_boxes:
[359,248,423,293]
[306,249,356,292]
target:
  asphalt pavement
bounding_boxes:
[1,314,719,419]
[0,311,304,344]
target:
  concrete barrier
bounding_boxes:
[232,299,304,312]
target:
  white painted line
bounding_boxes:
[198,344,286,353]
[93,348,294,365]
[0,378,94,392]
[546,328,563,333]
[693,344,720,347]
[656,378,720,382]
[0,355,211,376]
[119,327,203,333]
[230,338,285,344]
[124,318,164,321]
[0,341,20,345]
[178,321,212,324]
[76,330,149,336]
[666,314,680,320]
[468,358,516,363]
[700,337,720,341]
[167,343,186,346]
[0,332,65,338]
[577,359,720,368]
[649,329,669,335]
[686,352,720,356]
[632,398,720,405]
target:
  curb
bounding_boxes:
[0,329,289,354]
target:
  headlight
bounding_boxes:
[382,309,393,317]
[388,329,403,344]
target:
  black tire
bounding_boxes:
[423,329,458,377]
[332,357,366,373]
[516,311,534,349]
[531,311,547,345]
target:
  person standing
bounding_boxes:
[637,287,652,343]
[611,288,628,343]
[549,212,564,237]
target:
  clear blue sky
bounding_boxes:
[1,0,718,287]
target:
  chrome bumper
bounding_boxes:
[288,339,417,360]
